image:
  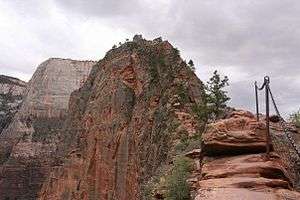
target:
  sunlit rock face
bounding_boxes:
[38,37,205,200]
[0,75,26,133]
[0,58,96,200]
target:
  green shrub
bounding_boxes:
[177,84,189,104]
[141,180,156,200]
[175,132,202,154]
[173,48,180,57]
[192,103,209,122]
[149,55,160,84]
[205,70,230,120]
[290,109,300,128]
[192,70,230,122]
[188,60,195,72]
[166,157,192,200]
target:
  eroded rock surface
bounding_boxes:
[0,58,96,200]
[38,36,205,200]
[193,110,300,200]
[202,110,267,155]
[0,75,26,133]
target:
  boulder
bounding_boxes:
[202,110,267,155]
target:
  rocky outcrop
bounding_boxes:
[38,36,205,200]
[0,75,26,133]
[193,110,300,200]
[202,110,267,155]
[0,58,96,200]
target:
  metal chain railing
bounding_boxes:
[255,76,300,189]
[268,85,300,157]
[255,76,271,156]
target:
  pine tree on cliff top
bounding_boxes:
[205,70,230,120]
[192,70,230,124]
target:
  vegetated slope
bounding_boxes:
[0,58,96,200]
[39,36,206,200]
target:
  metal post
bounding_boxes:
[265,77,270,157]
[255,81,259,121]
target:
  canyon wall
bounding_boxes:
[0,75,26,133]
[1,36,298,200]
[39,36,205,200]
[0,58,96,200]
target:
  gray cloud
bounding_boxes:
[54,0,144,17]
[0,0,299,116]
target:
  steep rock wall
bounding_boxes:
[39,37,205,200]
[0,58,96,200]
[0,75,26,133]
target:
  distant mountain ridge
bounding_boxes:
[0,75,26,87]
[0,74,26,133]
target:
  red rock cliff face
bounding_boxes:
[0,58,96,200]
[192,110,300,200]
[39,37,205,199]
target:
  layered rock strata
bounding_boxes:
[38,36,205,199]
[0,75,26,133]
[193,110,300,200]
[0,58,96,200]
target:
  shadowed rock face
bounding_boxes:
[0,58,96,200]
[0,75,26,133]
[38,37,205,200]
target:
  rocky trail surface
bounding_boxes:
[186,110,300,200]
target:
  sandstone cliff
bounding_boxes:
[0,58,96,200]
[0,75,26,133]
[186,110,300,200]
[38,36,205,199]
[1,36,298,200]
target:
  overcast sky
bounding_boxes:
[0,0,299,116]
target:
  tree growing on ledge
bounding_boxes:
[290,109,300,128]
[205,70,230,120]
[194,70,230,122]
[188,59,195,72]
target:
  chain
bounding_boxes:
[255,76,300,189]
[256,77,268,91]
[267,84,300,189]
[268,85,300,157]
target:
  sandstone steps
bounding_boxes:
[191,110,300,200]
